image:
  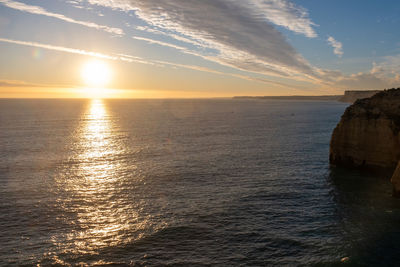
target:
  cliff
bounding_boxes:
[330,88,400,169]
[329,88,400,196]
[339,90,381,103]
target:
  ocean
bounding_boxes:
[1,99,400,266]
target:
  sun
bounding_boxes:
[81,59,112,87]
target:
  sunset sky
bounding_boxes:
[1,0,400,98]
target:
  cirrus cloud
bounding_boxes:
[86,0,322,82]
[327,36,343,57]
[0,0,124,35]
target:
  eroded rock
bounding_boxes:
[329,88,400,196]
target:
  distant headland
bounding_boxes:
[233,95,342,101]
[338,90,381,103]
[233,90,381,103]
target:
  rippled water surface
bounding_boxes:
[1,99,400,266]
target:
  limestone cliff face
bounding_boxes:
[330,88,400,170]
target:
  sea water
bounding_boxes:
[1,99,400,266]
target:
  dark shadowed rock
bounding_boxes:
[329,88,400,196]
[391,162,400,197]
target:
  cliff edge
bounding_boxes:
[330,88,400,169]
[330,88,400,195]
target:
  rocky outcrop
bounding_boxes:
[339,90,381,103]
[330,88,400,170]
[330,88,400,196]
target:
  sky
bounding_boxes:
[0,0,400,98]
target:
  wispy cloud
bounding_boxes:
[135,26,205,49]
[151,59,297,89]
[0,37,121,60]
[0,37,173,68]
[133,36,187,52]
[327,36,343,57]
[316,56,400,90]
[0,0,123,35]
[86,0,321,82]
[0,37,296,88]
[248,0,317,38]
[0,79,53,87]
[335,57,400,89]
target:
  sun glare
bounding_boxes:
[81,60,111,88]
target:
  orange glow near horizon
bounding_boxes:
[0,86,339,99]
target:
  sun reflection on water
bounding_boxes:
[72,99,129,251]
[54,99,147,257]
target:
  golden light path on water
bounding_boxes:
[53,99,151,259]
[71,99,127,252]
